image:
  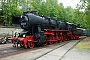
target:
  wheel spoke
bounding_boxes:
[49,41,53,44]
[43,42,47,46]
[20,43,24,47]
[28,42,34,48]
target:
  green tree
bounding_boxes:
[0,0,21,26]
[85,3,90,29]
[56,3,65,20]
[78,0,90,29]
[29,0,58,18]
[64,6,74,22]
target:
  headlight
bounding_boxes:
[14,34,15,37]
[23,34,26,37]
[21,16,22,18]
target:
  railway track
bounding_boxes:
[0,41,69,59]
[0,46,40,58]
[0,44,12,49]
[0,36,86,60]
[36,36,86,60]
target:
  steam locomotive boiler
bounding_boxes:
[9,11,80,48]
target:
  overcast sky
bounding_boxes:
[58,0,80,8]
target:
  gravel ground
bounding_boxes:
[60,37,90,60]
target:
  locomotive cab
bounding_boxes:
[34,26,47,46]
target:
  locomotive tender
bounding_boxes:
[9,11,80,48]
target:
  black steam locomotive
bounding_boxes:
[10,11,80,48]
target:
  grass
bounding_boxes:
[75,37,90,52]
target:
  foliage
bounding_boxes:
[29,0,58,18]
[0,0,21,26]
[85,3,90,29]
[0,0,89,29]
[79,0,90,29]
